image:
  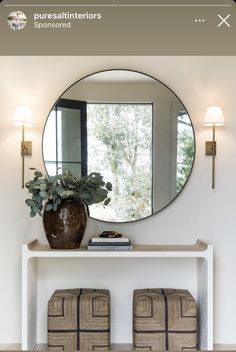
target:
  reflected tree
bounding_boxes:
[87,103,152,221]
[176,113,194,193]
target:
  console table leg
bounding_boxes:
[197,251,213,350]
[22,256,38,350]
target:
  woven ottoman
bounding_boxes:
[133,289,197,351]
[48,288,110,350]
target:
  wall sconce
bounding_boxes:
[204,106,225,189]
[13,106,34,188]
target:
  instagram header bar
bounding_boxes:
[0,0,235,55]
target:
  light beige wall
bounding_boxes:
[0,56,236,344]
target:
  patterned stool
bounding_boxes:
[48,288,110,350]
[133,289,197,351]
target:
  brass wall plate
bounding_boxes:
[205,141,216,156]
[21,141,32,156]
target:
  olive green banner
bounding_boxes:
[0,0,235,55]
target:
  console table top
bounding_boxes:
[22,239,212,259]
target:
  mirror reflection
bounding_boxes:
[43,70,195,222]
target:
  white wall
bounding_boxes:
[0,56,236,345]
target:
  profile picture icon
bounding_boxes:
[7,11,27,30]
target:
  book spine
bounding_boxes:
[91,238,130,243]
[88,245,133,251]
[88,241,131,246]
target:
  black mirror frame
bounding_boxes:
[42,68,196,224]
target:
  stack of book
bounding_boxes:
[87,237,132,251]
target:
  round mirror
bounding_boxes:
[43,70,195,223]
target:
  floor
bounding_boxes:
[0,344,132,350]
[1,344,236,350]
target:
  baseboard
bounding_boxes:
[0,344,21,350]
[214,344,236,350]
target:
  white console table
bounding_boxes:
[22,239,213,350]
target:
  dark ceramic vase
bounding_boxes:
[43,199,87,249]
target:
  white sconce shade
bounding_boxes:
[13,106,34,127]
[204,106,225,126]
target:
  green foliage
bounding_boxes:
[176,127,194,193]
[25,168,112,217]
[87,103,152,221]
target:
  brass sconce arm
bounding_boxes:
[13,106,33,188]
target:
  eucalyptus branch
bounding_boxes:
[25,169,112,217]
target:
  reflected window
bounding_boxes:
[176,112,194,193]
[43,99,87,176]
